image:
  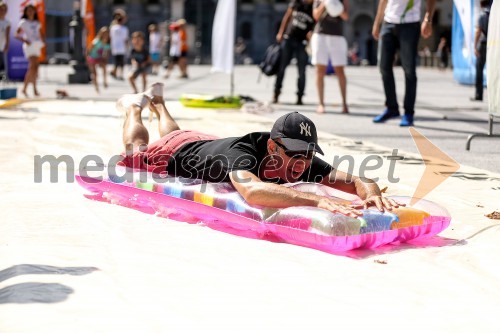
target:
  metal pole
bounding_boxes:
[68,1,90,83]
[230,71,234,96]
[195,0,202,64]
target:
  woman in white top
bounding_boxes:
[15,4,45,97]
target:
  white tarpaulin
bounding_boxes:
[211,0,236,74]
[487,0,499,115]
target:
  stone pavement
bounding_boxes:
[11,63,500,173]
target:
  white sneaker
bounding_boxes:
[143,82,164,122]
[115,93,149,113]
[144,82,164,100]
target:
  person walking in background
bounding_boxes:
[148,23,163,75]
[0,2,10,78]
[86,26,111,93]
[177,19,189,79]
[436,37,449,70]
[15,4,45,97]
[471,0,491,102]
[234,37,247,65]
[164,22,181,79]
[311,0,350,114]
[110,14,129,80]
[372,0,436,126]
[128,31,151,94]
[273,0,314,106]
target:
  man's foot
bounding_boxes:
[34,90,40,97]
[373,109,400,123]
[316,104,325,114]
[399,114,414,127]
[341,104,349,114]
[116,93,149,114]
[144,82,164,100]
[144,82,164,120]
[296,96,303,105]
[21,89,28,98]
[470,97,483,101]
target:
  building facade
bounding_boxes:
[43,0,452,65]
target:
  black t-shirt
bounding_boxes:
[130,48,149,65]
[285,0,315,41]
[166,132,333,183]
[313,0,344,36]
[478,9,490,43]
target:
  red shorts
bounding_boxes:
[118,130,219,174]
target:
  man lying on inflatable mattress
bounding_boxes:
[118,83,401,217]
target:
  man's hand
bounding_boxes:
[317,197,362,218]
[474,48,480,58]
[351,195,404,212]
[372,24,381,41]
[421,20,433,39]
[276,32,283,43]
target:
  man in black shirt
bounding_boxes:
[118,84,400,217]
[273,0,315,105]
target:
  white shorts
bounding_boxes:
[311,33,347,67]
[22,41,44,58]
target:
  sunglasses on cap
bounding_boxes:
[273,140,315,160]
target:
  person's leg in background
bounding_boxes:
[333,65,348,113]
[179,52,188,78]
[474,42,487,101]
[311,33,328,114]
[398,22,420,126]
[296,39,309,105]
[273,38,293,104]
[373,23,400,123]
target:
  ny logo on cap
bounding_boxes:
[299,122,311,137]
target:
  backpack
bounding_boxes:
[259,43,282,76]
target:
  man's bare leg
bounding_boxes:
[144,82,180,137]
[117,94,150,149]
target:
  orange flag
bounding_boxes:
[35,0,46,63]
[82,0,96,50]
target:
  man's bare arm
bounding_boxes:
[276,8,293,43]
[421,0,436,39]
[313,1,325,21]
[320,169,401,211]
[372,0,387,40]
[229,170,361,217]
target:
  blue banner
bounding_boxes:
[6,0,29,81]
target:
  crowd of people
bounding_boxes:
[0,4,190,97]
[87,10,189,94]
[268,0,490,126]
[0,0,491,118]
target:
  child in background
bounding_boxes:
[86,26,111,93]
[15,4,45,97]
[148,24,162,75]
[0,2,10,78]
[164,23,180,79]
[128,31,151,93]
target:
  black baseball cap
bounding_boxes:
[270,112,324,155]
